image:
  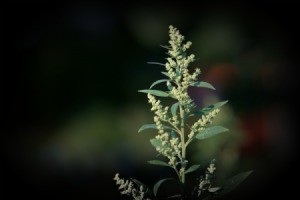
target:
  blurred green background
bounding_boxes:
[1,1,299,199]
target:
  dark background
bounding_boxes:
[1,1,299,199]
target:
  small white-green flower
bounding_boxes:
[207,163,216,174]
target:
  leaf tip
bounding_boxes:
[245,170,254,176]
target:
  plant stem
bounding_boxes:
[173,165,181,181]
[166,119,182,135]
[179,105,186,184]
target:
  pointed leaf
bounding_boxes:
[148,160,170,167]
[190,81,215,90]
[131,178,145,187]
[150,138,163,148]
[185,164,201,174]
[139,124,174,133]
[138,89,169,97]
[160,45,171,49]
[194,100,228,116]
[153,178,174,196]
[138,124,157,133]
[167,81,174,91]
[217,170,253,197]
[169,94,177,99]
[168,194,182,199]
[195,126,229,140]
[149,79,169,89]
[147,62,165,66]
[161,72,170,77]
[171,102,179,116]
[208,187,221,193]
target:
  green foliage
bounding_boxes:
[185,164,201,174]
[195,126,229,140]
[138,124,173,133]
[149,79,169,89]
[190,81,216,90]
[148,160,170,167]
[138,89,169,97]
[150,138,163,148]
[147,62,165,66]
[171,102,179,116]
[167,194,182,199]
[161,71,170,77]
[208,187,221,193]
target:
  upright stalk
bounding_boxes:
[179,105,186,184]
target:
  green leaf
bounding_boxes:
[160,45,171,49]
[190,81,215,90]
[167,81,174,91]
[131,178,145,187]
[167,194,181,199]
[149,79,169,89]
[148,160,170,167]
[138,124,157,133]
[161,72,170,77]
[138,124,174,133]
[194,100,228,116]
[147,62,165,66]
[185,164,201,174]
[195,126,229,140]
[217,170,253,197]
[138,89,169,97]
[150,138,163,148]
[171,102,179,116]
[153,178,174,196]
[208,187,221,193]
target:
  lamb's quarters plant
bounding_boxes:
[114,26,252,200]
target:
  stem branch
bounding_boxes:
[179,105,186,184]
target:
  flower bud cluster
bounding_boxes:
[198,162,216,191]
[147,93,182,165]
[113,173,150,200]
[189,109,220,138]
[155,134,182,166]
[147,94,169,121]
[165,26,202,114]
